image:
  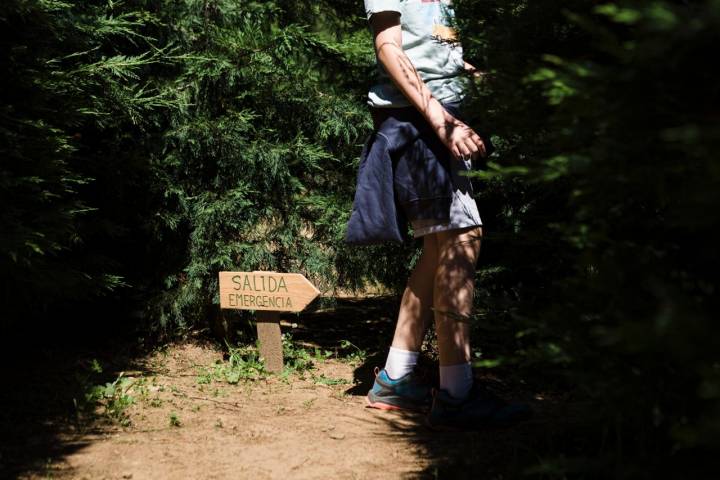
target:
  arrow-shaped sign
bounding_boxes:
[218,271,320,373]
[218,271,320,313]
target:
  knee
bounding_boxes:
[460,227,482,260]
[438,227,482,262]
[464,226,483,243]
[439,226,483,244]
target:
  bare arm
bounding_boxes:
[370,12,486,159]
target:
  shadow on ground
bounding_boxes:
[1,296,568,480]
[288,295,398,393]
[5,298,717,479]
[290,295,576,480]
[0,336,150,479]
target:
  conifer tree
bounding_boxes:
[455,0,719,474]
[134,0,415,332]
[0,0,167,333]
[1,0,416,338]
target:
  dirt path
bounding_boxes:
[3,298,557,480]
[38,343,436,480]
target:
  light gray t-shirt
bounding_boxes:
[364,0,467,108]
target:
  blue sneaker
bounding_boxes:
[366,367,432,412]
[427,382,532,430]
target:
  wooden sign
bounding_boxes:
[218,271,320,372]
[219,271,319,313]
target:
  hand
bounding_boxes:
[464,61,486,80]
[434,117,487,161]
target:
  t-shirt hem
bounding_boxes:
[366,9,402,21]
[367,91,465,109]
[412,220,483,238]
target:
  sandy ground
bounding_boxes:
[29,343,435,480]
[2,299,557,480]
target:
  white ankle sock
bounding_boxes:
[384,347,419,380]
[440,362,473,400]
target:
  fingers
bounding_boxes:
[446,122,488,161]
[451,140,479,162]
[470,133,486,158]
[458,137,485,162]
[462,138,479,160]
[457,142,472,159]
[451,146,461,160]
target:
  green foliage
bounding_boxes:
[281,333,316,375]
[221,346,266,384]
[1,0,415,338]
[0,0,164,328]
[196,342,266,385]
[455,0,720,475]
[337,339,368,365]
[143,0,414,333]
[195,334,323,385]
[168,411,181,427]
[312,373,349,386]
[75,362,137,427]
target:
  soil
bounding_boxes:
[0,297,564,480]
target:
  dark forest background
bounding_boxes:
[1,0,718,478]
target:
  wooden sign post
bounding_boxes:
[218,271,320,372]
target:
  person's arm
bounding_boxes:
[370,12,486,160]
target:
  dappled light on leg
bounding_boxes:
[433,227,483,367]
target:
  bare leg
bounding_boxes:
[390,234,439,352]
[433,226,483,366]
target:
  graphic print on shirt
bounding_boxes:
[412,0,458,43]
[365,0,466,107]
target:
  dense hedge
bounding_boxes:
[0,0,415,338]
[0,1,161,327]
[456,0,719,476]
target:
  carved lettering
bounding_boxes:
[219,271,318,312]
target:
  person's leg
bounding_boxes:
[433,226,483,399]
[383,233,438,379]
[392,233,438,350]
[427,225,532,428]
[367,234,439,410]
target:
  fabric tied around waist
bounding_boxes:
[344,103,462,245]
